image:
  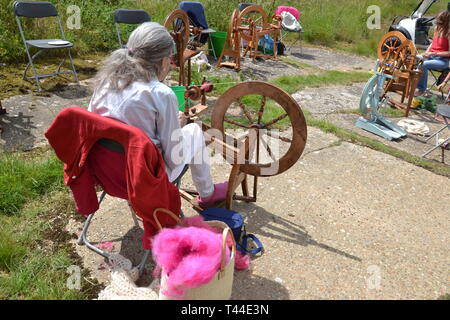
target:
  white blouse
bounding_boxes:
[88,80,184,181]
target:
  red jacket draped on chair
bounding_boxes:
[45,106,181,250]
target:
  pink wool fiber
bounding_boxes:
[183,216,251,271]
[152,226,230,298]
[235,251,251,270]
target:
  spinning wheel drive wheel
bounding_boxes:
[238,5,269,42]
[394,41,418,72]
[164,9,190,65]
[360,74,378,118]
[377,31,415,66]
[211,81,307,177]
[228,9,240,47]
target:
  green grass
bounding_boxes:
[304,110,450,178]
[211,70,371,130]
[0,149,102,299]
[272,70,372,94]
[278,56,317,71]
[1,0,448,63]
[0,149,64,215]
[339,107,406,118]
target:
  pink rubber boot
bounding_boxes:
[197,182,229,208]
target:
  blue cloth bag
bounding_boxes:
[200,207,263,255]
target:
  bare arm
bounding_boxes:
[427,34,450,58]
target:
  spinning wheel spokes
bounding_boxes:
[164,9,190,50]
[237,99,254,123]
[238,5,269,41]
[377,31,416,68]
[224,117,251,129]
[265,130,292,143]
[211,81,307,177]
[262,113,289,128]
[257,95,266,123]
[164,9,191,85]
[259,135,276,161]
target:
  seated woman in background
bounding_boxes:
[415,10,450,96]
[88,22,227,207]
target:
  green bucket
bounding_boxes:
[170,86,189,112]
[208,31,227,57]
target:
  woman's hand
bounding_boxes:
[178,111,188,128]
[437,81,448,92]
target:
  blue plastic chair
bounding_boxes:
[238,3,255,12]
[179,1,217,57]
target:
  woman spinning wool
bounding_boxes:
[89,22,227,207]
[415,10,450,96]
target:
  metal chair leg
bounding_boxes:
[128,202,141,227]
[67,49,80,85]
[422,136,450,158]
[23,48,43,91]
[77,212,110,258]
[425,125,448,142]
[77,192,110,258]
[208,34,217,59]
[137,250,151,276]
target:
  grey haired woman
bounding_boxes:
[89,22,227,207]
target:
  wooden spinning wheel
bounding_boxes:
[238,5,281,61]
[181,81,307,210]
[238,5,270,41]
[377,31,410,64]
[377,31,417,72]
[218,5,282,71]
[376,31,422,117]
[211,81,307,177]
[217,9,241,70]
[164,9,197,86]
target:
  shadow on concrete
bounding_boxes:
[233,202,362,262]
[49,83,92,100]
[116,219,291,298]
[291,51,315,61]
[232,271,290,300]
[0,111,36,152]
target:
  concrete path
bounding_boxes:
[1,46,448,300]
[67,125,449,300]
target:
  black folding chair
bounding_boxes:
[77,138,189,276]
[113,9,151,48]
[13,1,79,92]
[422,104,450,161]
[428,68,450,98]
